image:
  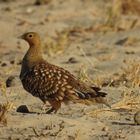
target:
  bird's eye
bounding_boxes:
[28,34,33,38]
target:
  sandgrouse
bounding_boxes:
[19,32,110,113]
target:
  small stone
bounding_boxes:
[67,57,78,64]
[4,7,11,12]
[6,76,15,87]
[102,126,109,131]
[10,60,15,64]
[16,105,29,113]
[17,60,22,65]
[34,0,51,5]
[26,8,34,14]
[1,62,7,67]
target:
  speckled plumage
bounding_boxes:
[19,32,110,113]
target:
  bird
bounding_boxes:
[19,32,110,113]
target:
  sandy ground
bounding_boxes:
[0,0,140,139]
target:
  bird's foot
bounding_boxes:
[38,104,51,114]
[46,107,55,114]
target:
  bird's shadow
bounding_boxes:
[16,110,54,115]
[16,111,45,115]
[16,105,54,114]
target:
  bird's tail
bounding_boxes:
[93,94,111,108]
[70,87,111,108]
[91,86,111,108]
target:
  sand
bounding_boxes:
[0,0,140,139]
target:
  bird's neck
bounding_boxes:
[23,45,44,69]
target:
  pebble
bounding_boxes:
[16,105,30,113]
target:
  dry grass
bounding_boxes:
[0,102,13,125]
[78,59,140,89]
[123,61,140,87]
[78,64,111,88]
[123,37,140,47]
[115,36,140,47]
[87,61,140,113]
[112,89,140,110]
[0,81,13,125]
[97,0,140,32]
[93,61,140,88]
[112,0,140,16]
[78,65,93,84]
[88,88,140,119]
[88,108,120,120]
[0,81,8,100]
[43,31,69,56]
[66,0,140,34]
[93,76,111,87]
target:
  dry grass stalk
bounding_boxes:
[0,81,8,101]
[116,36,140,46]
[43,31,69,56]
[101,0,140,32]
[78,65,108,88]
[0,102,13,125]
[0,81,13,125]
[123,62,140,87]
[113,0,140,16]
[112,89,140,110]
[93,76,111,87]
[0,103,8,125]
[78,65,93,84]
[101,61,140,88]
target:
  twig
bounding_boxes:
[32,127,40,137]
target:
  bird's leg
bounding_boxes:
[46,107,55,114]
[47,99,61,114]
[41,104,49,112]
[40,98,51,113]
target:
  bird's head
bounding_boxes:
[19,32,41,47]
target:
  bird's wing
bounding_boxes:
[47,63,107,99]
[21,62,107,102]
[55,66,107,99]
[21,62,76,101]
[48,63,107,100]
